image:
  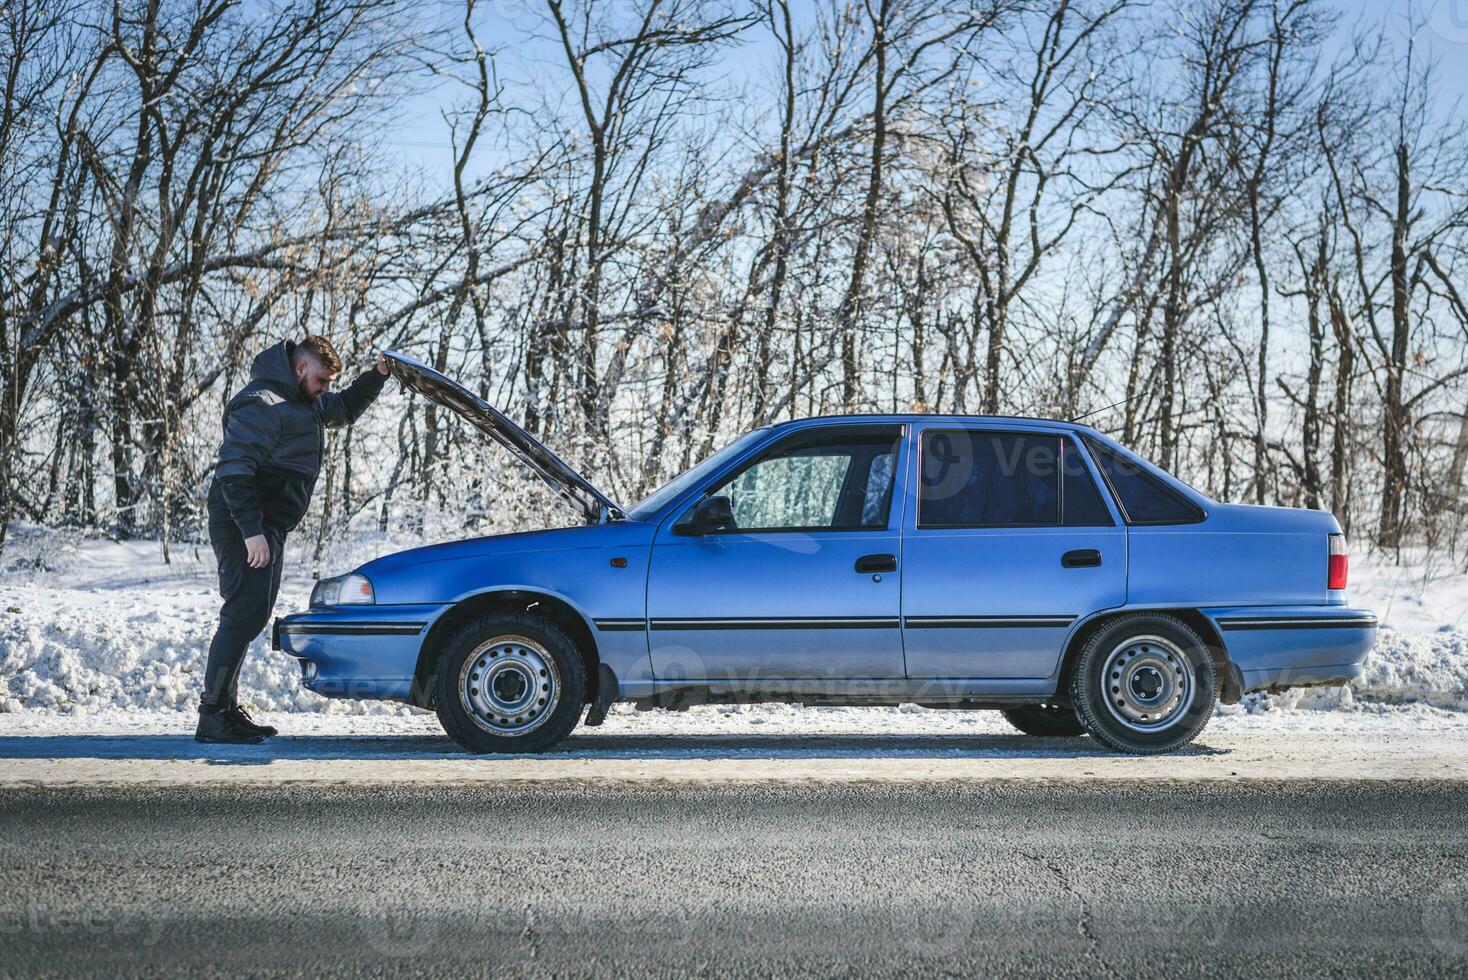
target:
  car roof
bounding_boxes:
[770,413,1100,434]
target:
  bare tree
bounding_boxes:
[936,0,1133,415]
[4,0,1468,566]
[833,0,1016,405]
[1320,27,1468,548]
[544,0,752,442]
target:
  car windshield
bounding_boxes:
[624,428,769,520]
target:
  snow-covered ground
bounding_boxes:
[1,525,1466,739]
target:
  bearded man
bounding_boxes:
[198,336,391,743]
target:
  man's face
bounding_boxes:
[294,356,338,401]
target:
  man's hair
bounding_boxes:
[293,335,343,374]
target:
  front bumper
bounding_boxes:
[274,604,449,702]
[1203,606,1378,694]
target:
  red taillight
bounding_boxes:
[1327,534,1348,590]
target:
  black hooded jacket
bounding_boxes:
[208,340,387,538]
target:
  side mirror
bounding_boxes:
[674,495,734,536]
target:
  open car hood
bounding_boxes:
[384,351,624,524]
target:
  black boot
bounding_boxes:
[195,704,268,744]
[227,705,278,740]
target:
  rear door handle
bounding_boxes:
[1061,549,1102,568]
[855,553,897,573]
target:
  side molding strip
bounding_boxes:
[594,619,647,632]
[600,616,1082,631]
[278,622,426,636]
[651,617,900,630]
[1216,616,1378,631]
[903,616,1076,629]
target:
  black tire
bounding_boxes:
[1001,703,1086,738]
[1069,613,1217,755]
[433,612,586,754]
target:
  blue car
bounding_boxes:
[274,352,1377,755]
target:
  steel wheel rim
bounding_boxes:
[1100,634,1195,733]
[459,635,559,737]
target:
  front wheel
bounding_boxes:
[1069,614,1217,754]
[1001,703,1086,738]
[433,612,586,754]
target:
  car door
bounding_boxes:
[647,424,908,683]
[901,425,1126,680]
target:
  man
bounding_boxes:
[198,336,391,744]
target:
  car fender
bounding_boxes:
[1053,604,1233,688]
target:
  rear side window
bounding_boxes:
[1086,439,1204,525]
[918,431,1114,528]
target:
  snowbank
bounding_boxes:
[3,599,1463,718]
[0,582,422,716]
[1,531,1465,722]
[1236,627,1468,713]
[0,528,415,717]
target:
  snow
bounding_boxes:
[1349,548,1468,633]
[1,527,1466,738]
[0,527,418,718]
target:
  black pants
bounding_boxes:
[201,521,285,711]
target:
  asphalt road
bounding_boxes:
[1,782,1465,978]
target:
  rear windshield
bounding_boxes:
[1085,439,1205,525]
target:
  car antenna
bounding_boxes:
[1068,391,1145,425]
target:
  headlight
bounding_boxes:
[310,572,374,607]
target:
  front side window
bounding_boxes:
[918,430,1114,528]
[705,427,902,532]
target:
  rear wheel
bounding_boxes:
[1001,703,1086,738]
[433,612,586,754]
[1069,614,1216,754]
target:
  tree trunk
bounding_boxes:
[836,0,890,407]
[1377,141,1411,549]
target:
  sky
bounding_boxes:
[373,0,1468,190]
[1334,0,1468,110]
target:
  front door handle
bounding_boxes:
[1061,549,1102,568]
[855,553,897,574]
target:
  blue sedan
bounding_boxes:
[274,352,1377,754]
